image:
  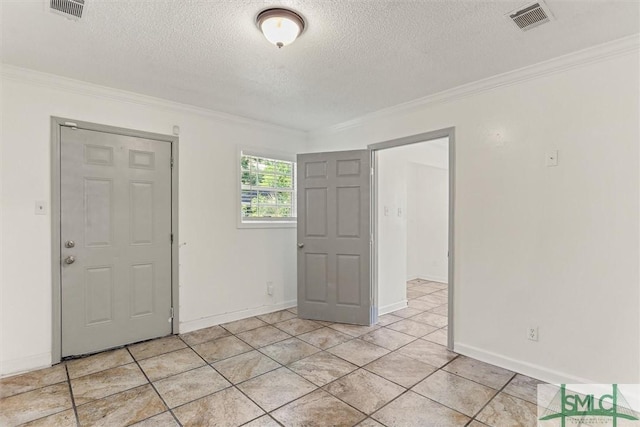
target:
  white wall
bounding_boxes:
[377,140,449,313]
[309,43,640,384]
[407,162,449,283]
[0,66,306,376]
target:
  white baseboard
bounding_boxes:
[179,300,297,334]
[407,274,448,284]
[454,342,596,385]
[1,352,52,378]
[378,300,408,316]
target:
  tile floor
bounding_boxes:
[0,279,546,426]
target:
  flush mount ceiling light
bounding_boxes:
[256,8,305,48]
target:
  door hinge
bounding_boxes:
[170,157,174,168]
[169,307,174,320]
[170,233,174,244]
[370,167,374,176]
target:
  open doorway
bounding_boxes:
[369,128,454,350]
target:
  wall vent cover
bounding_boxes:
[508,2,553,31]
[50,0,84,19]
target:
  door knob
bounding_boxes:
[297,243,304,248]
[64,256,76,265]
[65,240,75,248]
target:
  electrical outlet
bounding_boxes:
[267,281,274,296]
[527,326,539,341]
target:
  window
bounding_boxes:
[239,151,296,226]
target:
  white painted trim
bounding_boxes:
[178,300,297,334]
[310,34,640,136]
[0,65,306,136]
[1,353,52,378]
[454,342,596,385]
[378,300,408,316]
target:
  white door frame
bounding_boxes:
[368,127,455,351]
[50,117,180,362]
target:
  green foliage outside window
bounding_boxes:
[241,154,296,220]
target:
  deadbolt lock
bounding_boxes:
[65,240,75,248]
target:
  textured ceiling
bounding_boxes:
[1,1,638,131]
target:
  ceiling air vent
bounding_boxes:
[50,0,84,19]
[508,1,553,31]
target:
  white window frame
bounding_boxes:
[237,146,297,229]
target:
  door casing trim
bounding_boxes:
[50,117,179,363]
[368,127,455,351]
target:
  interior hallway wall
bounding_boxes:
[407,162,449,283]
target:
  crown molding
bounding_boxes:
[0,64,306,136]
[311,34,640,137]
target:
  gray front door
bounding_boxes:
[60,126,172,357]
[297,150,372,325]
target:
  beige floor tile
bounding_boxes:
[153,365,231,408]
[173,387,264,427]
[243,415,281,427]
[416,294,448,306]
[179,325,230,346]
[407,289,428,299]
[237,325,292,348]
[271,389,366,426]
[222,317,268,334]
[422,328,449,346]
[407,299,441,311]
[361,328,415,350]
[376,314,403,326]
[259,338,320,365]
[364,352,437,388]
[356,418,385,427]
[475,392,538,427]
[274,318,323,336]
[237,367,317,412]
[327,339,389,366]
[412,370,497,416]
[287,307,298,315]
[0,383,72,426]
[130,411,179,427]
[372,390,470,426]
[443,356,514,389]
[429,304,449,316]
[397,340,457,367]
[21,409,77,427]
[314,320,335,327]
[467,421,490,427]
[324,369,404,415]
[138,348,205,381]
[410,311,448,328]
[328,323,380,337]
[76,384,166,427]
[503,374,546,405]
[409,283,442,294]
[385,319,438,337]
[212,350,281,384]
[66,348,133,379]
[128,335,187,361]
[297,327,353,349]
[192,335,253,363]
[70,362,148,405]
[391,307,424,318]
[0,364,67,399]
[257,310,298,324]
[289,352,357,386]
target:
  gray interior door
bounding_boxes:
[297,150,372,325]
[60,126,172,357]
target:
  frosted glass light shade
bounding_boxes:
[257,9,305,48]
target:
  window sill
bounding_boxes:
[237,221,297,229]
